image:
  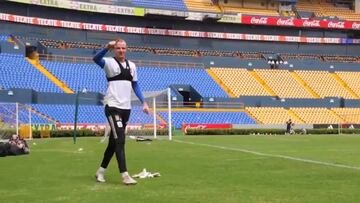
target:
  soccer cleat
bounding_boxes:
[95,173,106,183]
[123,175,137,185]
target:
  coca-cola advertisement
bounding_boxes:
[241,15,357,30]
[327,21,345,29]
[352,22,360,30]
[302,20,321,28]
[182,124,232,133]
[249,16,268,25]
[276,18,295,26]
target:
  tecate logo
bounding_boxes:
[352,22,360,29]
[302,20,320,27]
[328,21,345,28]
[250,17,268,24]
[276,18,295,26]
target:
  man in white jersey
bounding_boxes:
[93,39,149,185]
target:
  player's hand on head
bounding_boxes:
[143,102,150,115]
[107,41,116,50]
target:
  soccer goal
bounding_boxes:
[0,102,32,140]
[127,88,173,140]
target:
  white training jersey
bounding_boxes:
[102,57,138,109]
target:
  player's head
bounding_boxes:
[114,38,127,61]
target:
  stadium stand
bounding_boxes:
[0,53,63,93]
[290,107,344,124]
[246,107,304,124]
[2,0,360,129]
[210,68,269,97]
[219,0,279,16]
[254,69,313,99]
[40,61,107,93]
[0,35,8,41]
[294,70,357,99]
[184,0,221,13]
[159,110,256,128]
[31,104,104,124]
[38,59,228,97]
[335,71,360,97]
[296,0,360,21]
[131,0,187,11]
[332,108,360,124]
[138,67,228,97]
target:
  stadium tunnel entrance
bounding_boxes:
[170,84,202,107]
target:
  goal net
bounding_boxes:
[0,102,32,140]
[127,88,172,140]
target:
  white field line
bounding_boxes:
[174,139,360,171]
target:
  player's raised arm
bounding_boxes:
[93,41,116,68]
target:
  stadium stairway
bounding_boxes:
[205,69,236,98]
[249,70,277,96]
[287,109,305,124]
[27,105,59,124]
[26,58,74,93]
[329,109,347,124]
[330,73,360,99]
[289,71,320,98]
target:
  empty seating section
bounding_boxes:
[184,0,221,13]
[0,35,8,41]
[210,68,269,97]
[0,103,50,125]
[246,107,302,124]
[138,67,228,97]
[0,103,18,124]
[335,72,360,96]
[222,7,279,16]
[131,0,187,11]
[129,106,159,124]
[290,107,343,124]
[254,69,312,98]
[220,1,279,16]
[39,60,227,97]
[159,111,256,128]
[294,70,355,99]
[296,0,323,16]
[30,104,158,124]
[296,0,360,21]
[40,61,107,93]
[0,53,63,92]
[31,104,105,124]
[332,108,360,124]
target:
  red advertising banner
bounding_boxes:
[182,124,232,133]
[0,12,358,44]
[241,15,360,30]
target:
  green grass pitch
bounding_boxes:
[1,135,360,203]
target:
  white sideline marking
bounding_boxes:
[174,139,360,171]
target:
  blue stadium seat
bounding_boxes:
[0,35,8,41]
[131,0,187,11]
[0,54,63,92]
[40,60,227,97]
[160,111,256,128]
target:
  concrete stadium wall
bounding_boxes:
[0,89,103,105]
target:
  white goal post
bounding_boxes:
[127,87,173,140]
[0,102,32,140]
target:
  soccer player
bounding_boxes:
[93,39,149,185]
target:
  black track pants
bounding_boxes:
[100,105,131,173]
